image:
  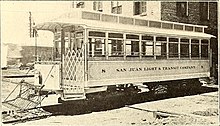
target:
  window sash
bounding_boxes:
[176,2,188,17]
[134,2,147,15]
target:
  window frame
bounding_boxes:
[109,39,124,56]
[134,1,147,15]
[111,1,122,14]
[93,1,103,12]
[191,39,200,58]
[180,38,190,58]
[141,40,154,56]
[168,38,179,58]
[176,2,188,17]
[201,39,209,58]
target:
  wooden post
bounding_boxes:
[178,38,181,59]
[139,34,142,59]
[208,39,212,68]
[199,39,201,59]
[189,38,191,59]
[105,32,109,60]
[153,36,156,59]
[123,33,126,60]
[68,32,71,51]
[84,29,88,82]
[92,39,95,57]
[166,37,169,59]
[74,32,77,51]
[60,28,65,86]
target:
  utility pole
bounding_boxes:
[29,11,37,61]
[29,11,32,38]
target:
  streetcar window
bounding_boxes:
[201,39,208,58]
[109,33,123,38]
[69,32,75,50]
[155,42,161,55]
[64,32,70,53]
[142,41,153,56]
[108,32,124,56]
[131,41,139,56]
[76,32,83,50]
[162,23,173,29]
[102,14,118,23]
[125,34,139,56]
[76,32,83,38]
[95,39,105,56]
[169,38,178,58]
[185,26,193,31]
[54,41,61,60]
[156,37,167,58]
[156,37,166,41]
[119,17,134,25]
[149,21,161,28]
[126,34,139,40]
[161,42,167,57]
[108,39,123,56]
[195,27,203,32]
[54,32,61,60]
[89,38,105,57]
[76,38,83,49]
[191,39,199,57]
[174,24,183,30]
[89,31,105,37]
[180,39,189,58]
[142,35,154,56]
[135,19,148,26]
[125,40,131,55]
[142,35,153,41]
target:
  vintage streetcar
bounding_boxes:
[2,10,215,113]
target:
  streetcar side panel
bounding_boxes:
[87,60,210,87]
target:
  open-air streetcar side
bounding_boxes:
[33,10,214,103]
[2,10,215,110]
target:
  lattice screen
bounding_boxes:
[62,44,85,99]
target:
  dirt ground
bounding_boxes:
[2,91,218,126]
[1,69,219,126]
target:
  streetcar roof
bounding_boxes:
[34,17,215,39]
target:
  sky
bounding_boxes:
[1,1,73,47]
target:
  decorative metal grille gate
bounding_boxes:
[62,44,86,99]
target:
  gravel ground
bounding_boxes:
[2,91,218,126]
[1,69,219,126]
[12,92,215,126]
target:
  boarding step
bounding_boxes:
[62,85,85,100]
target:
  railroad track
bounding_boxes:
[2,85,217,124]
[2,108,52,124]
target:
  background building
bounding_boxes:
[2,43,53,67]
[4,43,23,66]
[161,2,218,80]
[72,1,161,20]
[71,1,218,80]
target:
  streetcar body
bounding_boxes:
[33,10,214,102]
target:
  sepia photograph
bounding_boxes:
[1,1,218,125]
